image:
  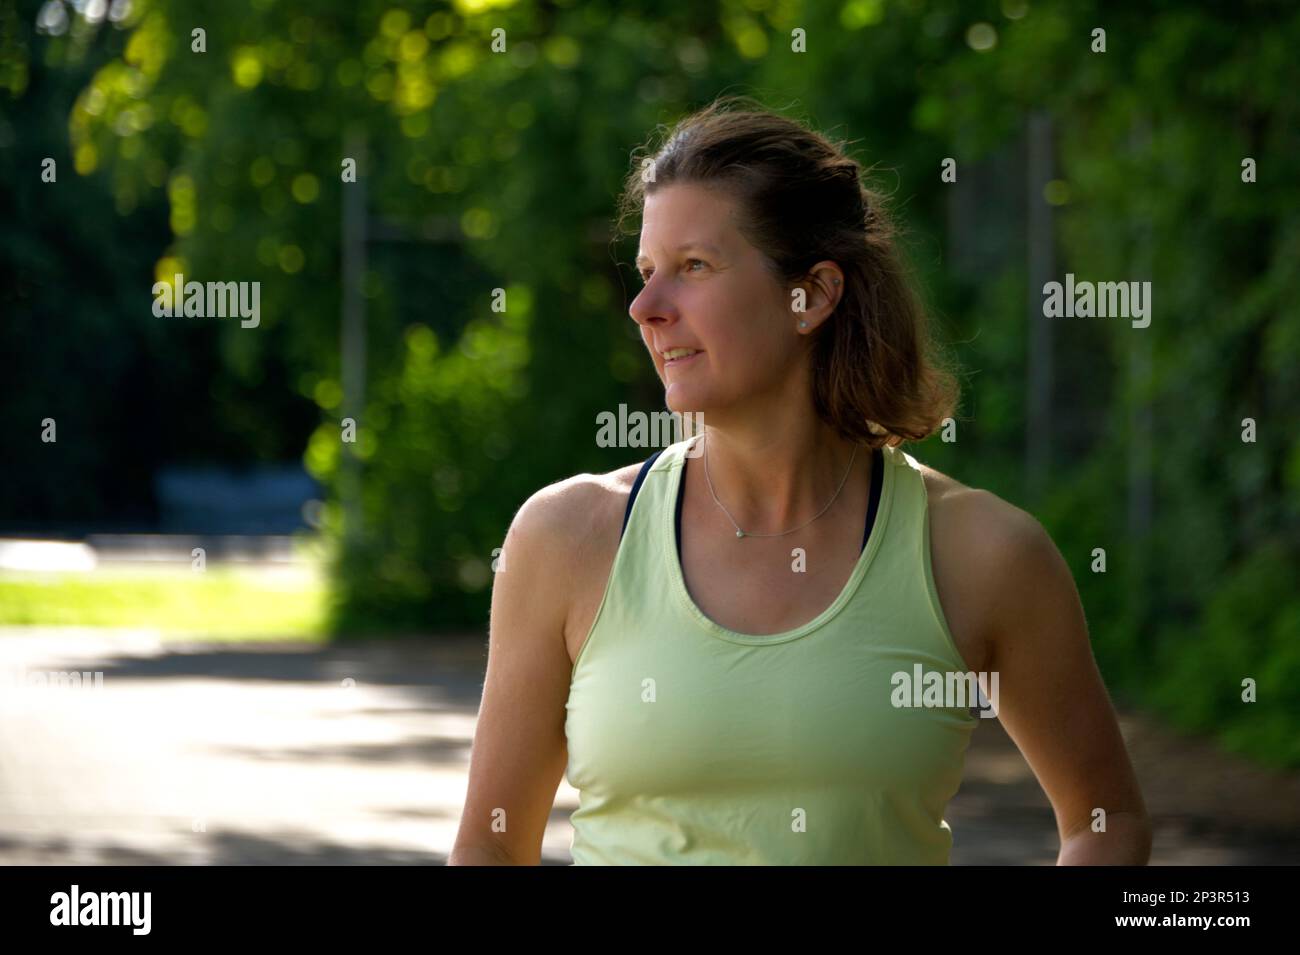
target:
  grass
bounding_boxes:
[0,564,330,641]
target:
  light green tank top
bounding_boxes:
[564,436,977,864]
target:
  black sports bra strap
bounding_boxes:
[863,446,884,551]
[620,449,666,537]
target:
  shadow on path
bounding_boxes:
[1,628,1296,865]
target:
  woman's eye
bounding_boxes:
[637,259,705,283]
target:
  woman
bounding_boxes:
[449,97,1151,865]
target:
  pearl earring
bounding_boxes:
[799,320,808,329]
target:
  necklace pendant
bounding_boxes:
[735,530,744,539]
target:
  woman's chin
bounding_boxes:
[663,385,704,416]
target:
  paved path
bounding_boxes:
[1,628,1297,865]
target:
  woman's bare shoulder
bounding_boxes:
[909,455,1045,549]
[910,454,1076,654]
[506,461,646,563]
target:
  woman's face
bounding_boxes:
[629,182,800,416]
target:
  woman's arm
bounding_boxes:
[974,498,1152,865]
[448,479,593,865]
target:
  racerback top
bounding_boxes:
[564,436,977,864]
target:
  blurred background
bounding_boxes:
[0,0,1297,864]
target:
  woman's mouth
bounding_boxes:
[662,347,702,368]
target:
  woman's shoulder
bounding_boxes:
[904,451,1076,655]
[505,458,649,564]
[901,450,1046,549]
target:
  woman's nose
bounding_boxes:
[629,277,676,328]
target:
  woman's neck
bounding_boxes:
[692,419,867,534]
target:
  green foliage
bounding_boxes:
[0,1,319,529]
[1151,543,1300,766]
[42,0,754,631]
[894,0,1300,765]
[5,0,1298,765]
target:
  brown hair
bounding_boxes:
[616,95,959,449]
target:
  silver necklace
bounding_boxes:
[700,433,859,539]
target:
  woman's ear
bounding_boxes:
[793,263,844,333]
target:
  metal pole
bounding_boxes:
[341,129,367,546]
